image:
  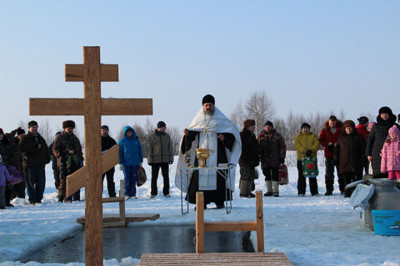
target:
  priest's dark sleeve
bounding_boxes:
[181,131,199,154]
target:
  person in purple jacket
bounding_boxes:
[0,155,12,209]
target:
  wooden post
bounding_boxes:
[196,192,205,253]
[255,191,264,252]
[195,191,264,254]
[83,47,103,265]
[29,46,153,266]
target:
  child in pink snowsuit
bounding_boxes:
[381,125,400,181]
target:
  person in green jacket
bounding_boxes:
[294,123,320,196]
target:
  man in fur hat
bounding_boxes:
[53,120,83,202]
[175,94,242,209]
[318,115,344,195]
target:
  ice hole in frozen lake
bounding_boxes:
[23,224,255,263]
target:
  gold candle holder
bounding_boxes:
[184,153,191,168]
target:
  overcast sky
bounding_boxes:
[0,1,399,138]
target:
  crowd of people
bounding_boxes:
[1,96,399,210]
[242,106,400,200]
[0,117,175,208]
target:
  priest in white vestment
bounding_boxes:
[175,94,241,209]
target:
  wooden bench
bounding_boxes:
[139,252,293,265]
[77,179,159,227]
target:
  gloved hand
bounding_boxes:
[280,158,285,164]
[328,144,335,152]
[169,161,173,165]
[119,164,124,171]
[305,150,312,157]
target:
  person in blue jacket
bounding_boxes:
[118,126,143,199]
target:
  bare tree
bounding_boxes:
[284,112,305,150]
[245,91,275,134]
[167,126,182,155]
[229,101,246,130]
[39,119,53,145]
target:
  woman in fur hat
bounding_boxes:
[366,107,400,178]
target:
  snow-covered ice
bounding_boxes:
[1,151,399,265]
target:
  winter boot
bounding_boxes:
[264,180,273,196]
[325,178,334,196]
[240,180,249,196]
[109,182,116,198]
[58,179,66,202]
[272,181,279,197]
[57,189,65,202]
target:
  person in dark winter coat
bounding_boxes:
[294,123,320,196]
[318,115,344,195]
[53,120,83,202]
[258,121,286,197]
[356,116,369,176]
[49,132,61,190]
[0,155,12,209]
[119,126,143,199]
[9,128,26,199]
[0,129,15,207]
[101,125,117,198]
[334,120,366,197]
[239,119,259,198]
[19,121,50,204]
[147,121,174,198]
[366,106,400,178]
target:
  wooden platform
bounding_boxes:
[77,213,160,227]
[139,252,293,265]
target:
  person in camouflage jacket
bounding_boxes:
[53,120,83,202]
[257,121,286,197]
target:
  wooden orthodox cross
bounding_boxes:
[29,46,152,266]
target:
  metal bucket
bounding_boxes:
[364,179,400,230]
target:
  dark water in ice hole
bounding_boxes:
[22,224,255,263]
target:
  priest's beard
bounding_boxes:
[203,109,214,116]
